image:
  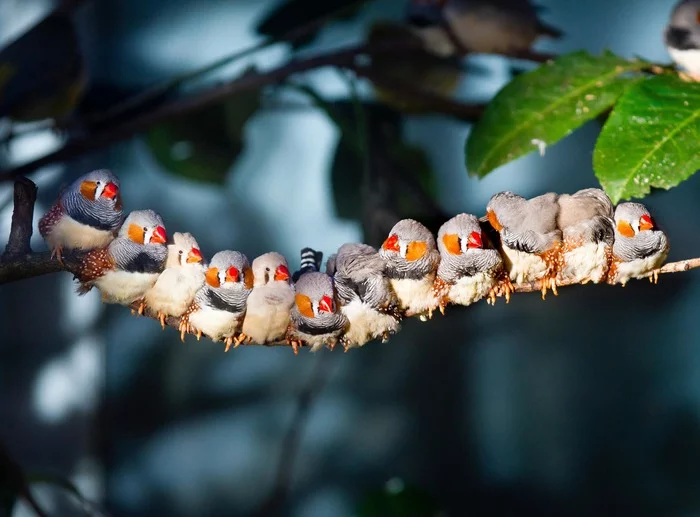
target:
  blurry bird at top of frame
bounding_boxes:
[379,218,441,319]
[664,0,700,80]
[239,252,295,347]
[0,13,87,127]
[74,209,168,305]
[405,0,563,57]
[140,232,206,329]
[287,248,348,354]
[326,243,402,351]
[180,250,254,350]
[39,169,123,263]
[366,21,463,113]
[607,202,670,286]
[434,213,511,312]
[555,188,615,286]
[485,191,562,299]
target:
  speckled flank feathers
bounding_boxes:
[74,247,115,294]
[38,202,63,239]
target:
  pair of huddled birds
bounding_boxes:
[38,170,669,353]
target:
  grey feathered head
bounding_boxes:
[119,209,167,246]
[293,272,337,319]
[665,0,700,51]
[614,202,657,238]
[379,219,439,278]
[251,252,291,287]
[485,191,527,231]
[62,169,123,231]
[437,213,483,256]
[165,232,204,268]
[205,250,253,290]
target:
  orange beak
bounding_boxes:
[205,267,220,287]
[318,295,333,314]
[639,214,654,231]
[151,226,167,244]
[186,248,203,263]
[225,266,240,283]
[382,234,400,252]
[274,264,290,281]
[467,231,482,249]
[102,182,118,199]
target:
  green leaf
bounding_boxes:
[145,71,261,184]
[466,50,649,177]
[594,74,700,203]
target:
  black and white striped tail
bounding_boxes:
[293,247,323,282]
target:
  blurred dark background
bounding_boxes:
[2,0,700,516]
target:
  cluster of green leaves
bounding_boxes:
[466,50,700,203]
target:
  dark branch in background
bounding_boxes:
[2,178,36,261]
[252,354,333,517]
[0,440,48,517]
[0,38,549,181]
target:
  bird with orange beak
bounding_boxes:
[141,232,206,328]
[39,169,123,262]
[434,213,510,311]
[180,250,253,349]
[287,248,348,354]
[239,252,295,348]
[74,209,168,305]
[378,219,441,319]
[607,202,669,286]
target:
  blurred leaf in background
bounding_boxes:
[145,69,262,184]
[255,0,372,50]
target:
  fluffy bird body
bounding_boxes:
[608,203,669,286]
[379,219,441,318]
[39,169,123,259]
[76,209,167,304]
[435,213,507,309]
[288,250,347,353]
[183,251,253,348]
[407,0,562,57]
[556,188,615,285]
[665,0,700,77]
[240,252,295,345]
[142,232,205,327]
[486,191,562,297]
[328,243,401,350]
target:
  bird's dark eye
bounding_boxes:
[266,267,270,271]
[96,181,101,186]
[178,250,183,255]
[143,226,148,232]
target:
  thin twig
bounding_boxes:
[2,177,37,261]
[0,441,48,517]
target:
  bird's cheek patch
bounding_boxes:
[205,268,221,287]
[616,220,635,238]
[406,241,427,261]
[80,181,98,201]
[244,267,254,289]
[295,294,315,318]
[442,234,461,255]
[486,210,502,231]
[127,224,145,244]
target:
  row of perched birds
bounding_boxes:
[38,170,669,353]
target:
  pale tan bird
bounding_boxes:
[486,191,562,298]
[141,232,205,328]
[556,188,615,286]
[239,252,295,347]
[607,202,669,286]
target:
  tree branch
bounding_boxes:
[2,177,37,261]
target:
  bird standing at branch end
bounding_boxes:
[665,0,700,80]
[607,203,669,286]
[39,169,123,262]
